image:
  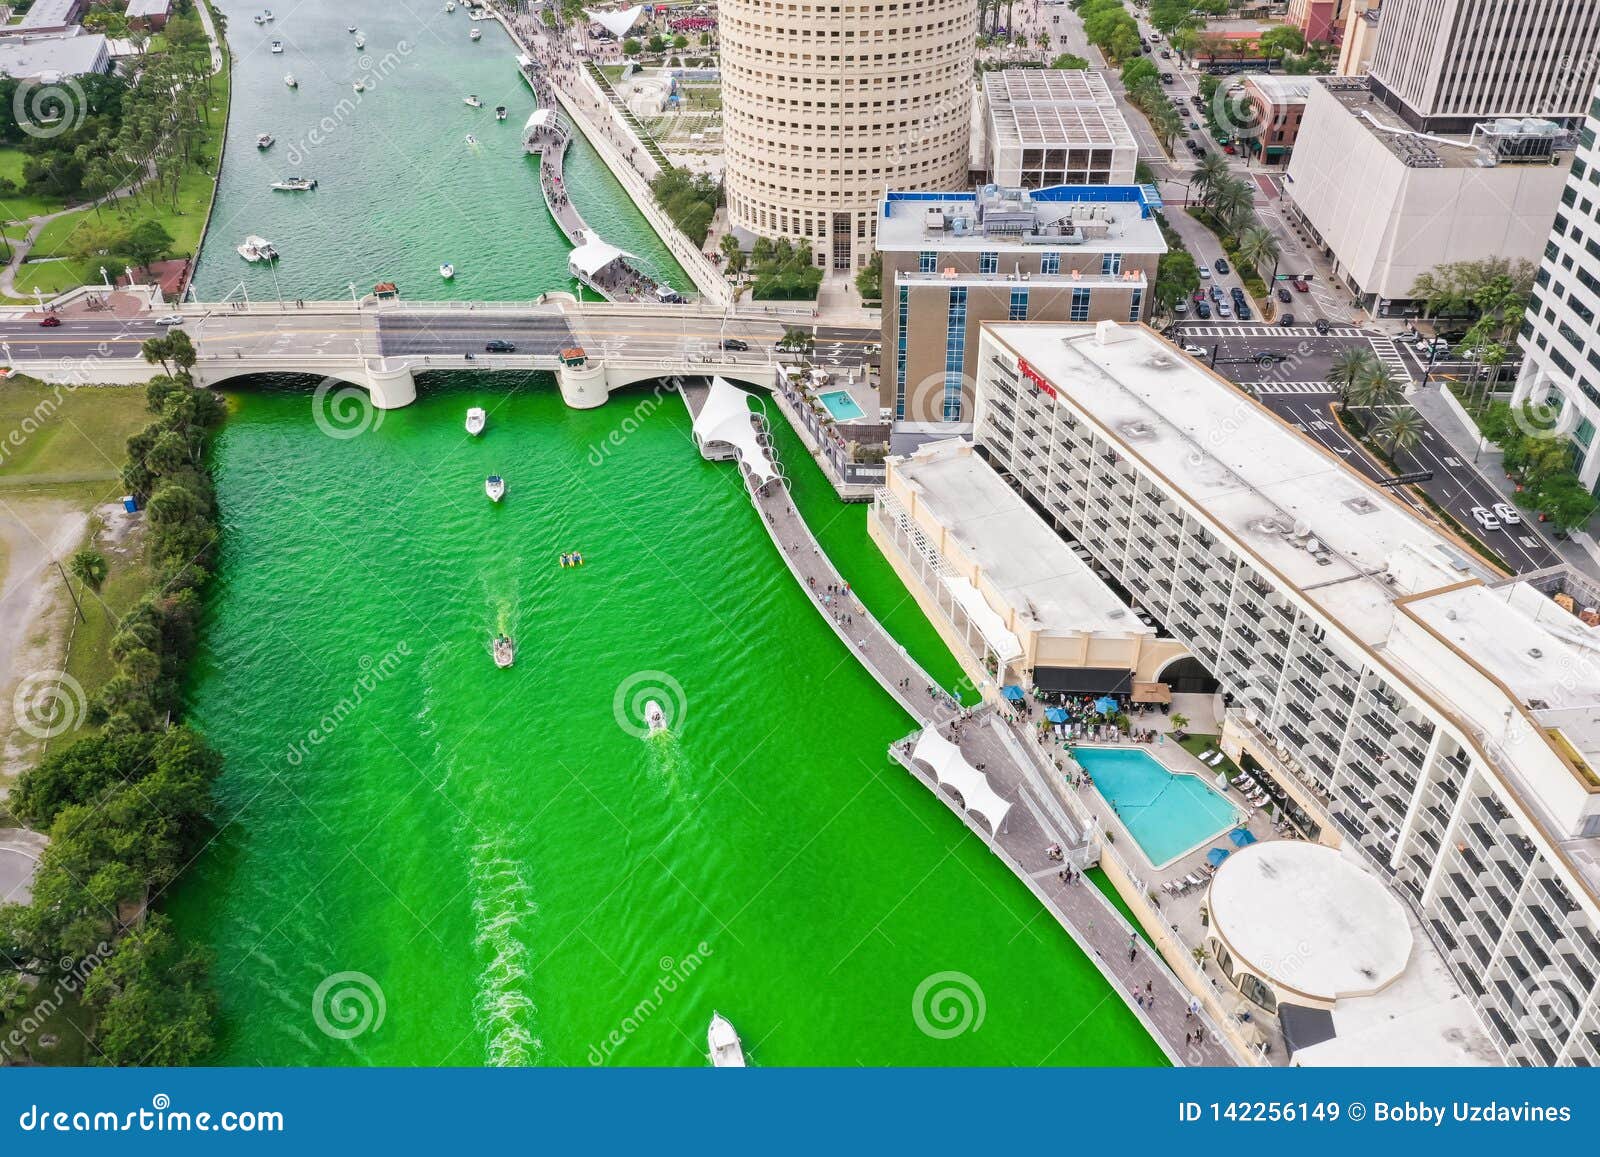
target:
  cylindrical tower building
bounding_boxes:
[719,0,978,273]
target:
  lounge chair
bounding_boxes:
[1206,751,1226,766]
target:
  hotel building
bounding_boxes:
[719,0,977,272]
[968,320,1600,1065]
[980,70,1138,189]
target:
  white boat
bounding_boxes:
[256,132,274,149]
[463,95,483,108]
[354,35,365,48]
[492,634,514,668]
[254,14,264,24]
[263,9,274,20]
[236,235,279,262]
[465,407,486,435]
[445,1,456,10]
[353,80,367,93]
[464,134,477,146]
[440,263,456,280]
[494,106,507,120]
[469,28,482,40]
[485,475,506,502]
[271,40,284,53]
[270,176,317,191]
[283,73,297,87]
[707,1012,745,1067]
[347,25,358,33]
[645,700,667,733]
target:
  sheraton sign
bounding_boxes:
[1017,358,1057,398]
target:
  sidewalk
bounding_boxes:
[1408,382,1600,577]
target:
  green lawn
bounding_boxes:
[0,381,150,482]
[1176,731,1243,781]
[63,520,154,707]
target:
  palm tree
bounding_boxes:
[1236,224,1280,285]
[1151,103,1183,154]
[1376,407,1426,461]
[1325,348,1382,401]
[1209,177,1254,238]
[1191,152,1229,205]
[1344,369,1402,428]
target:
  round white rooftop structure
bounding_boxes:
[1208,842,1412,1003]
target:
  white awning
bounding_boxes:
[568,230,635,277]
[911,729,1011,833]
[691,377,779,487]
[524,108,553,132]
[587,5,644,37]
[941,575,1022,663]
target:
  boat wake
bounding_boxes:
[469,835,541,1066]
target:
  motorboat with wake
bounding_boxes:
[492,634,514,669]
[495,106,507,120]
[270,176,317,191]
[440,263,456,280]
[645,701,667,733]
[464,134,478,147]
[485,475,505,503]
[256,132,274,149]
[284,73,297,87]
[707,1013,745,1067]
[355,34,365,49]
[463,94,483,108]
[465,406,486,435]
[237,235,279,263]
[353,80,367,93]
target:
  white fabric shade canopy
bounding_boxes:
[691,378,779,487]
[568,231,635,277]
[587,5,644,38]
[941,576,1022,663]
[910,729,1011,833]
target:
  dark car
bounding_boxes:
[1279,314,1296,327]
[1160,73,1173,84]
[484,339,516,353]
[1230,285,1246,300]
[1195,301,1212,319]
[1276,287,1292,303]
[1209,286,1223,301]
[38,314,61,327]
[1214,258,1229,274]
[719,338,749,351]
[1236,302,1252,320]
[1315,318,1332,334]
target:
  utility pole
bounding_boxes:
[55,561,86,624]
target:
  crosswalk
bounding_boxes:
[1365,335,1413,382]
[1179,324,1361,338]
[1247,380,1339,396]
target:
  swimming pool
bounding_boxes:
[1072,747,1240,868]
[819,389,866,422]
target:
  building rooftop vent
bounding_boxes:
[1343,496,1379,515]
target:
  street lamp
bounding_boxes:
[99,265,111,290]
[349,282,361,310]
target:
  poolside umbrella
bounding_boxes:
[1044,706,1069,724]
[1205,847,1231,867]
[1094,696,1119,716]
[1229,828,1258,848]
[1001,685,1026,702]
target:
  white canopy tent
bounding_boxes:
[587,5,644,38]
[909,728,1011,833]
[691,378,780,487]
[568,231,635,278]
[941,575,1022,664]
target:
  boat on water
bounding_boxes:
[253,14,264,23]
[645,700,667,734]
[270,40,283,53]
[492,634,514,669]
[354,35,365,49]
[707,1013,745,1067]
[494,106,507,120]
[463,95,483,108]
[353,80,367,93]
[347,25,357,33]
[485,475,506,503]
[440,263,456,280]
[270,176,317,192]
[263,9,274,19]
[256,132,274,149]
[465,407,486,435]
[469,27,482,40]
[284,73,297,87]
[464,134,478,146]
[445,1,457,11]
[237,235,279,263]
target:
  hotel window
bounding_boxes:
[1070,287,1090,321]
[918,250,937,272]
[979,251,999,274]
[1040,251,1060,274]
[1128,287,1142,322]
[895,286,909,419]
[944,286,967,421]
[1009,287,1029,320]
[1101,252,1122,275]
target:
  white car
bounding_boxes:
[1492,502,1522,526]
[1198,267,1212,279]
[154,314,185,326]
[1216,303,1232,318]
[1181,343,1206,356]
[1470,506,1502,532]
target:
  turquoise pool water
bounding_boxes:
[1073,747,1239,867]
[819,390,866,422]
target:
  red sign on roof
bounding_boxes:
[1018,358,1057,399]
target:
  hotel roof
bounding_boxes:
[877,184,1166,255]
[894,438,1152,640]
[984,70,1137,153]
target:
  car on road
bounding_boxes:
[1161,49,1172,58]
[38,314,60,327]
[1214,258,1229,274]
[1292,278,1310,292]
[484,339,516,353]
[1189,119,1200,129]
[1276,287,1292,303]
[1195,301,1211,319]
[1217,303,1233,318]
[1236,302,1252,320]
[1315,318,1332,334]
[719,338,749,351]
[155,314,185,326]
[1209,286,1223,301]
[1471,506,1502,532]
[1173,300,1188,314]
[1492,502,1523,526]
[1181,342,1207,356]
[1198,266,1210,279]
[1160,72,1173,84]
[1278,314,1296,327]
[1223,144,1236,154]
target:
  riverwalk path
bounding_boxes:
[680,378,1242,1066]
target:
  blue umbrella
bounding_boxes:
[1205,847,1231,867]
[1229,828,1258,847]
[1044,707,1069,724]
[1094,696,1119,715]
[1001,685,1026,702]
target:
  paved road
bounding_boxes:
[0,316,169,359]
